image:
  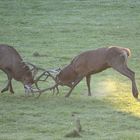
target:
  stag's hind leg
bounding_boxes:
[1,70,14,94]
[112,64,138,98]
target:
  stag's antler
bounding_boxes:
[37,83,59,98]
[33,69,60,97]
[24,62,60,97]
[26,62,46,78]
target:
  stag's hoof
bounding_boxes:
[1,88,8,93]
[65,94,70,98]
[133,93,138,99]
[10,90,14,94]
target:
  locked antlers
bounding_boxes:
[34,69,60,97]
[24,62,59,97]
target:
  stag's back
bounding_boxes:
[71,47,109,76]
[0,44,32,82]
[71,46,130,76]
[0,44,22,69]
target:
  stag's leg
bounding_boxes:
[52,85,59,95]
[9,79,14,94]
[112,64,138,98]
[86,74,91,96]
[1,70,14,94]
[65,76,83,98]
[1,81,9,93]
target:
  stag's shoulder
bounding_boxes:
[0,44,22,59]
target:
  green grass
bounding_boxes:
[0,0,140,139]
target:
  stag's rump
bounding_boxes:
[0,44,22,69]
[106,46,131,66]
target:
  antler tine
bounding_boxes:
[35,69,57,83]
[36,83,59,98]
[33,70,59,98]
[35,70,49,83]
[26,62,45,71]
[45,71,56,80]
[25,62,47,80]
[34,71,46,92]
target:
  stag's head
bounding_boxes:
[55,64,77,88]
[20,62,41,94]
[20,64,33,93]
[23,70,34,85]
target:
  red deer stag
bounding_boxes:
[0,44,44,95]
[43,46,138,98]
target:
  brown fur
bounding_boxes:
[56,46,138,98]
[0,44,34,93]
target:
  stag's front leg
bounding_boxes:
[9,80,14,94]
[86,74,91,96]
[1,80,14,93]
[1,80,10,93]
[52,85,59,95]
[65,76,83,98]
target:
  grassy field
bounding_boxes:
[0,0,140,139]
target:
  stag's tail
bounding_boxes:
[124,48,131,57]
[120,48,131,64]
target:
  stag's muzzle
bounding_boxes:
[24,84,43,95]
[24,85,32,95]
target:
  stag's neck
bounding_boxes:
[13,61,30,81]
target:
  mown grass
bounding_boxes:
[0,0,140,139]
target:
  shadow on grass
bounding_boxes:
[0,92,140,139]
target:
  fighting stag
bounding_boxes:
[0,44,47,95]
[39,46,139,98]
